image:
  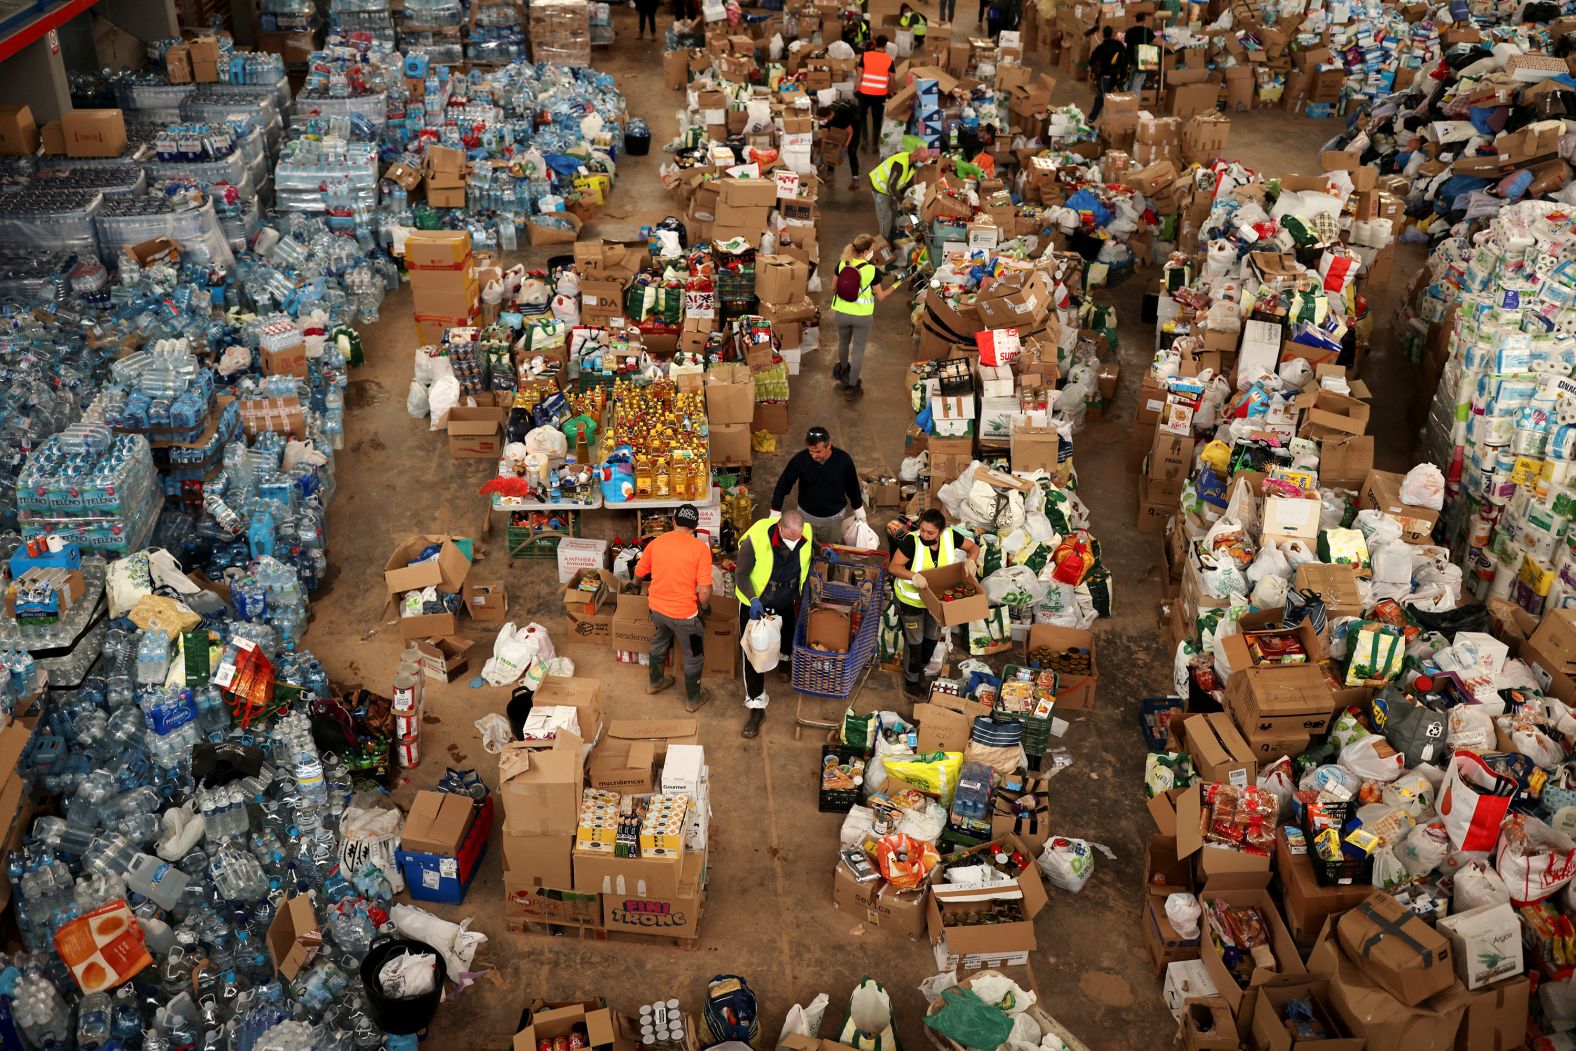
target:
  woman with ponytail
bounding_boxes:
[829,234,895,400]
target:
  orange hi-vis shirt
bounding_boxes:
[635,530,712,619]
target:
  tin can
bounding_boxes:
[392,672,421,713]
[394,711,422,738]
[396,733,421,768]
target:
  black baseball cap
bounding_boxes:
[806,426,830,445]
[674,504,699,529]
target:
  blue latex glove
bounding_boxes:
[748,598,764,620]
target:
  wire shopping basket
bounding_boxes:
[791,545,888,701]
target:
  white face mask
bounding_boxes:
[780,535,802,552]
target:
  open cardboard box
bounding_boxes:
[914,689,991,753]
[1197,871,1308,1016]
[1218,619,1329,677]
[1149,784,1273,880]
[514,1003,619,1051]
[918,560,990,627]
[267,895,320,981]
[1251,979,1364,1051]
[1180,712,1258,787]
[1359,469,1440,545]
[415,636,473,682]
[497,677,603,834]
[1023,623,1098,709]
[384,534,471,603]
[928,879,1045,962]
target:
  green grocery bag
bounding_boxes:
[923,988,1013,1051]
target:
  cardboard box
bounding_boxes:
[1145,888,1201,976]
[576,846,686,899]
[503,872,601,929]
[267,895,320,981]
[1197,871,1307,1014]
[501,828,573,890]
[913,690,988,754]
[600,849,705,937]
[1292,563,1363,621]
[1182,712,1257,787]
[62,108,127,158]
[705,363,756,426]
[1308,925,1470,1048]
[446,405,505,459]
[401,791,476,856]
[806,606,854,653]
[384,535,470,601]
[703,598,740,677]
[464,581,508,623]
[415,636,473,682]
[917,561,989,627]
[1436,903,1521,991]
[1454,975,1529,1051]
[1337,892,1456,1007]
[709,422,753,467]
[588,739,657,795]
[1010,426,1062,475]
[1180,997,1237,1050]
[1275,829,1376,944]
[398,610,458,642]
[40,121,63,156]
[498,726,588,834]
[1359,469,1440,545]
[514,1004,618,1051]
[833,863,927,938]
[610,592,657,653]
[755,254,810,304]
[556,537,610,586]
[1149,783,1272,879]
[0,104,38,156]
[1022,623,1097,710]
[1251,980,1364,1051]
[928,878,1046,969]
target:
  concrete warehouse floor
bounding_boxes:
[303,11,1425,1049]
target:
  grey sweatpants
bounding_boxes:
[649,609,705,678]
[836,312,874,386]
[875,193,897,240]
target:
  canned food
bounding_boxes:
[396,734,421,768]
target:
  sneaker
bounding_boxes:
[848,178,860,190]
[684,688,713,713]
[742,709,765,738]
[647,674,675,695]
[843,381,865,400]
[832,362,849,382]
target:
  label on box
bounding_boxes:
[422,869,441,889]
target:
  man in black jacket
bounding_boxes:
[1125,13,1155,92]
[1087,25,1129,121]
[771,425,865,544]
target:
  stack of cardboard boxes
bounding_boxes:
[752,251,813,383]
[396,789,494,903]
[500,677,713,940]
[422,145,467,210]
[405,228,478,345]
[704,362,755,468]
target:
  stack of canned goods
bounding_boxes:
[393,645,425,767]
[637,1001,686,1051]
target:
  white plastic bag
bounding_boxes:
[1396,822,1450,877]
[427,374,459,429]
[1338,735,1406,782]
[1497,815,1576,904]
[777,994,830,1048]
[742,615,784,673]
[1455,859,1512,910]
[388,904,485,981]
[1400,463,1446,510]
[473,713,516,754]
[843,517,879,549]
[525,426,569,458]
[481,622,554,687]
[1165,893,1201,939]
[1037,837,1112,893]
[982,566,1048,607]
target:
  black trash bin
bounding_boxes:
[362,935,448,1035]
[625,126,651,156]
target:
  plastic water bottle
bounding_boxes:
[126,853,189,910]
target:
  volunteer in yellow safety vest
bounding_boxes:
[856,37,895,154]
[889,508,982,698]
[899,5,927,50]
[735,511,812,738]
[868,146,935,240]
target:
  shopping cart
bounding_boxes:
[791,545,888,739]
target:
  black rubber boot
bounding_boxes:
[647,666,675,694]
[683,673,712,713]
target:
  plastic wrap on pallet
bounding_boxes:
[0,189,103,260]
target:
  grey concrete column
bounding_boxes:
[97,0,179,41]
[6,34,71,123]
